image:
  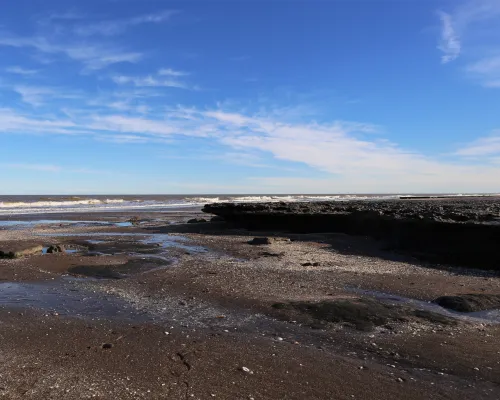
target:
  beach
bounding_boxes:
[0,196,499,399]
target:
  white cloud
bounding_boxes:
[454,131,500,157]
[3,94,500,191]
[437,1,500,86]
[0,36,142,70]
[11,85,81,107]
[437,11,461,63]
[0,108,77,134]
[112,74,189,89]
[74,10,178,36]
[158,68,189,77]
[89,115,179,137]
[466,56,500,87]
[5,66,38,75]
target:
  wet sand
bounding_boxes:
[0,209,499,399]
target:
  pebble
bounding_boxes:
[276,337,284,341]
[240,367,253,374]
[102,343,113,349]
[396,378,404,383]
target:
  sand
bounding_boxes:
[0,210,499,399]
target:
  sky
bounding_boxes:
[1,0,500,195]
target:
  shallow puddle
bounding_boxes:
[0,280,151,321]
[0,220,133,228]
[37,232,209,255]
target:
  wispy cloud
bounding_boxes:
[454,130,500,157]
[437,1,500,87]
[437,11,461,63]
[0,36,142,71]
[4,163,106,174]
[74,10,178,36]
[466,56,500,87]
[5,66,39,75]
[158,68,189,77]
[0,108,83,135]
[112,69,193,89]
[10,85,81,107]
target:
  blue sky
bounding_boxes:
[1,0,500,194]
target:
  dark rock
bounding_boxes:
[46,245,65,254]
[129,216,140,226]
[248,237,273,245]
[187,218,207,224]
[203,199,500,270]
[433,294,500,312]
[102,343,113,349]
[260,251,284,257]
[210,216,225,222]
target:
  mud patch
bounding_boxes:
[68,257,171,279]
[271,298,457,331]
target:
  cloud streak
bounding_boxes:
[455,131,500,157]
[5,66,38,75]
[2,101,500,191]
[0,36,142,70]
[437,1,500,87]
[74,10,178,36]
[437,11,461,63]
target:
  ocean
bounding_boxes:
[0,194,491,216]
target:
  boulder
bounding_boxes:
[46,245,65,254]
[433,294,500,312]
[248,237,291,245]
[248,237,273,245]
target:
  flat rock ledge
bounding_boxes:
[203,198,500,270]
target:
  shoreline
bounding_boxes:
[0,202,499,399]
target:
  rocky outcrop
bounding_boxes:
[203,199,500,270]
[433,294,500,312]
[0,244,44,258]
[248,237,291,245]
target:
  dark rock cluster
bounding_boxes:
[203,198,500,270]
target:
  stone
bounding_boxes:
[102,343,113,349]
[433,294,500,312]
[240,366,253,374]
[187,218,207,224]
[248,237,273,245]
[46,245,65,254]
